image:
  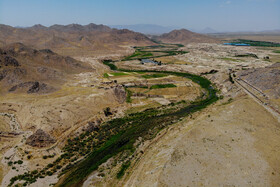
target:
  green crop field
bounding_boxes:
[231,39,280,47]
[150,84,177,89]
[141,73,168,79]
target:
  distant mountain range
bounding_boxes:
[109,24,180,35]
[109,24,221,34]
[0,23,155,56]
[0,23,221,57]
[109,24,223,35]
[109,24,280,35]
[3,22,278,59]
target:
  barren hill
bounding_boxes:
[155,29,218,44]
[0,43,93,94]
[0,23,155,56]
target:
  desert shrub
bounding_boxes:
[104,107,113,116]
[103,73,109,78]
[31,170,38,175]
[229,73,234,83]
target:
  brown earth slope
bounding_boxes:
[237,63,280,99]
[155,29,218,44]
[0,43,93,94]
[0,23,155,56]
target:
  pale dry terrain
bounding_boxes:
[0,57,129,186]
[123,95,280,187]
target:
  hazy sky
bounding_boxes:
[0,0,279,31]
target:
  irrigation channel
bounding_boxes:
[9,44,219,187]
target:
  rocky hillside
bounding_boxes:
[155,29,218,44]
[0,43,93,94]
[238,63,280,99]
[0,23,155,56]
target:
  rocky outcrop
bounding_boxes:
[0,43,94,94]
[8,81,54,94]
[0,55,20,67]
[27,81,43,93]
[26,129,56,147]
[113,85,127,103]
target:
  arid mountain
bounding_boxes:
[0,43,93,94]
[0,23,155,56]
[110,24,179,35]
[155,29,218,44]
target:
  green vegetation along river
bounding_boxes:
[57,56,218,186]
[9,44,219,187]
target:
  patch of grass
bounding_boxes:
[102,60,117,70]
[273,50,280,53]
[116,161,131,179]
[150,84,177,89]
[135,72,146,74]
[110,72,128,76]
[220,57,240,62]
[125,88,132,103]
[103,73,109,78]
[142,52,153,57]
[141,73,168,79]
[175,44,184,47]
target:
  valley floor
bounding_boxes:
[1,42,280,186]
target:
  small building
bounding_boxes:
[140,59,161,65]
